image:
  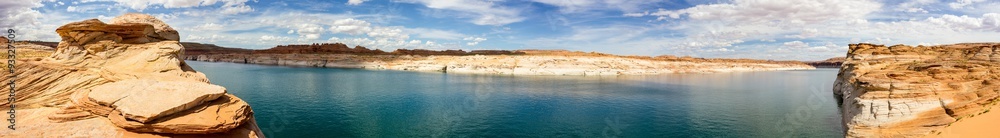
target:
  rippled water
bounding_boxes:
[187,61,844,137]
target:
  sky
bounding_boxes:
[2,0,1000,61]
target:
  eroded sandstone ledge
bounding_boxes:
[834,43,1000,137]
[0,13,262,137]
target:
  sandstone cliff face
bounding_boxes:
[834,43,1000,137]
[0,13,262,137]
[186,53,815,75]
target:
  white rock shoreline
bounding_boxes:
[186,54,816,75]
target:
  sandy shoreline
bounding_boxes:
[185,54,816,75]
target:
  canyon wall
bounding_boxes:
[834,43,1000,137]
[185,53,815,75]
[0,13,263,137]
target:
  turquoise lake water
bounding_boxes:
[186,61,845,137]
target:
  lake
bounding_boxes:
[186,61,844,137]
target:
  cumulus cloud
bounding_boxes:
[463,36,486,46]
[0,0,43,29]
[531,0,660,13]
[71,0,253,14]
[927,13,1000,32]
[93,0,253,11]
[895,0,935,13]
[294,23,325,40]
[193,23,225,31]
[783,41,808,48]
[219,4,253,14]
[405,28,467,40]
[949,0,987,9]
[347,0,368,5]
[328,37,453,50]
[399,0,525,25]
[329,18,372,35]
[634,0,881,25]
[261,35,293,41]
[366,27,409,40]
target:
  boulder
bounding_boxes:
[109,13,180,41]
[108,94,253,134]
[89,79,227,123]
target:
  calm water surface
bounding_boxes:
[187,61,844,137]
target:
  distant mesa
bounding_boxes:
[805,57,845,68]
[180,42,814,75]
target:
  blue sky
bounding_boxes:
[3,0,1000,60]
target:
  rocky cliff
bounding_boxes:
[807,57,845,68]
[186,47,814,75]
[0,13,263,137]
[186,53,814,75]
[834,43,1000,137]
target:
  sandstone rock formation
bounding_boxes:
[186,52,815,75]
[0,13,262,137]
[834,43,1000,137]
[806,57,845,68]
[182,42,252,55]
[184,44,814,75]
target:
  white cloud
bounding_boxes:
[88,0,253,11]
[463,36,486,46]
[219,4,253,14]
[193,23,224,30]
[785,28,819,39]
[895,0,935,13]
[566,25,650,43]
[328,37,456,50]
[622,11,647,17]
[532,0,661,13]
[637,0,881,25]
[405,28,467,40]
[186,34,227,42]
[949,0,987,9]
[261,35,292,41]
[783,41,808,48]
[927,13,1000,32]
[295,23,324,40]
[329,18,372,35]
[0,0,43,29]
[347,0,368,5]
[399,0,525,25]
[366,27,409,40]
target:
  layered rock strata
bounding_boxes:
[186,53,814,75]
[0,13,262,137]
[834,43,1000,137]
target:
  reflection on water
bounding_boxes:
[187,61,844,137]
